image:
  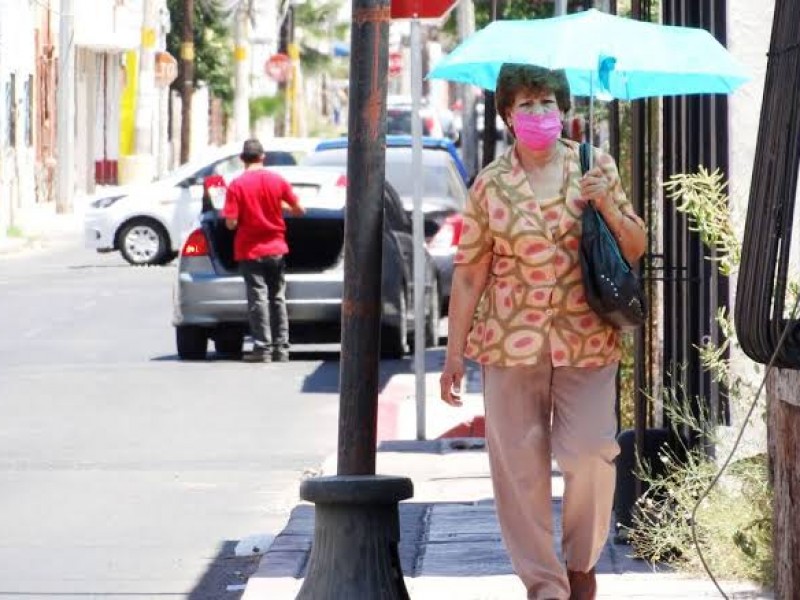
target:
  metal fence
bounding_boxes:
[624,0,732,456]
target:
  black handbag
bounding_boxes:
[578,143,647,329]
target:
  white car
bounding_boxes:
[83,138,319,265]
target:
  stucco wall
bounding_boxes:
[0,0,37,236]
[727,0,775,226]
[706,1,773,458]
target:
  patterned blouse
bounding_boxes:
[455,139,638,368]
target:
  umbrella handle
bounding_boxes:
[588,72,594,157]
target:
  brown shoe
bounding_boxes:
[567,568,597,600]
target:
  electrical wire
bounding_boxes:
[691,291,800,599]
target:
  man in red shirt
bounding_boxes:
[222,139,305,362]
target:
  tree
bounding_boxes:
[293,1,349,75]
[443,0,602,36]
[441,0,551,47]
[166,0,234,113]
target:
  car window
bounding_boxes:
[264,151,297,166]
[446,163,468,206]
[387,110,413,135]
[304,148,453,198]
[212,156,243,179]
[387,108,438,136]
[303,148,348,168]
[386,152,449,197]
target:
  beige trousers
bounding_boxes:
[483,360,619,600]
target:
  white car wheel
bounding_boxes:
[119,220,169,266]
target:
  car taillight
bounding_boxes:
[182,229,209,256]
[428,214,464,249]
[423,116,436,135]
[335,174,348,187]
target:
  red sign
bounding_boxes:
[154,52,178,87]
[389,51,403,77]
[265,53,291,83]
[390,0,457,19]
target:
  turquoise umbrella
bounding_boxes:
[427,9,749,100]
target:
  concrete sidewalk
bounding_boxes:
[0,193,97,257]
[242,362,774,600]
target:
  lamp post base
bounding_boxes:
[296,475,414,600]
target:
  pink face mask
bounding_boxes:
[513,110,563,151]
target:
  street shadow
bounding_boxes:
[255,497,660,582]
[149,346,451,398]
[378,438,486,454]
[150,352,248,363]
[299,347,448,394]
[149,348,343,363]
[251,501,430,579]
[186,539,261,600]
[67,263,140,270]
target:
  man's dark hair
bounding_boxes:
[240,138,265,164]
[495,64,572,131]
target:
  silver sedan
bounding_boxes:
[172,167,440,359]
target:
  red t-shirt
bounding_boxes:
[221,168,300,261]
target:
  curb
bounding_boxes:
[438,415,486,438]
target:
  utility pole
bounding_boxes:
[554,0,567,15]
[56,0,75,213]
[179,0,194,164]
[295,0,413,596]
[456,0,478,180]
[276,5,294,136]
[233,0,250,140]
[133,0,158,180]
[135,0,157,155]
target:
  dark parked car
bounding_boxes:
[302,137,469,312]
[172,166,440,360]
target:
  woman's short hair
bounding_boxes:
[495,64,571,128]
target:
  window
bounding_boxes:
[24,75,32,147]
[4,75,15,147]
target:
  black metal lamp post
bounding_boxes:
[295,1,413,598]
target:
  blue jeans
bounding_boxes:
[240,256,288,352]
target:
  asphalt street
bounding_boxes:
[0,239,402,598]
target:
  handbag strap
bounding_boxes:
[579,142,592,175]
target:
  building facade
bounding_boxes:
[0,0,37,237]
[72,0,141,192]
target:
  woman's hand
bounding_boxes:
[580,167,612,212]
[440,354,465,407]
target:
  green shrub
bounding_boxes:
[627,383,772,585]
[626,168,773,587]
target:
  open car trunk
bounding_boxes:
[202,208,345,275]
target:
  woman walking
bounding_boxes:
[440,64,646,600]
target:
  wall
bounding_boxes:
[729,4,800,592]
[0,0,37,235]
[169,86,211,168]
[74,0,141,52]
[727,0,775,224]
[711,1,769,458]
[71,1,140,192]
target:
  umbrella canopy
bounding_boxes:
[427,9,748,99]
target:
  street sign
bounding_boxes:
[154,52,178,87]
[264,53,291,83]
[391,0,457,19]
